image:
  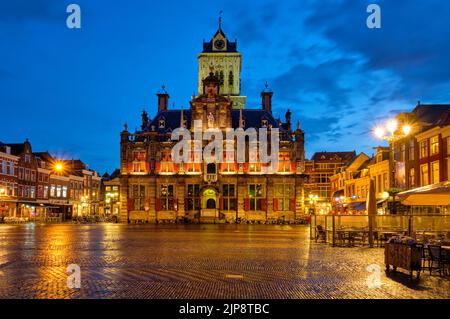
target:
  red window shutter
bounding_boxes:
[220,197,224,210]
[127,163,133,173]
[127,198,133,211]
[291,162,296,172]
[173,163,179,173]
[155,198,161,211]
[244,198,250,211]
[261,198,267,210]
[155,162,161,173]
[290,198,296,211]
[145,162,150,173]
[243,163,249,172]
[273,198,278,211]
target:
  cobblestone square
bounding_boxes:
[0,224,448,299]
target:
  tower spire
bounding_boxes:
[219,10,223,29]
[239,104,244,128]
[180,105,185,128]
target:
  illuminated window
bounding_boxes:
[383,173,388,190]
[131,185,145,211]
[158,119,165,128]
[275,184,293,211]
[419,140,428,158]
[132,151,146,173]
[400,143,406,162]
[261,119,268,127]
[221,148,236,173]
[420,164,429,186]
[430,136,439,155]
[248,184,264,211]
[430,161,440,184]
[186,184,200,210]
[447,137,450,155]
[160,184,174,210]
[409,139,415,161]
[409,168,415,188]
[62,186,67,198]
[186,148,202,173]
[222,184,236,210]
[278,152,291,173]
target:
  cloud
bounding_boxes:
[0,0,60,23]
[304,0,450,101]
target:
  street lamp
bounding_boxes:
[373,119,412,214]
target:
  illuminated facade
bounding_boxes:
[119,21,306,223]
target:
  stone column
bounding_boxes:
[148,177,157,223]
[237,176,246,220]
[267,177,274,220]
[177,178,185,221]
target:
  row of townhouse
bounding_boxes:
[0,139,102,221]
[330,103,450,215]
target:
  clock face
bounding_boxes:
[214,39,225,50]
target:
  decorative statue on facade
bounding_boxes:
[207,112,215,128]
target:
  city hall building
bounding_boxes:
[118,20,307,223]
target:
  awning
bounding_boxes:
[349,201,366,211]
[332,189,344,198]
[398,181,450,206]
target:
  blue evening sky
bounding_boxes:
[1,0,450,173]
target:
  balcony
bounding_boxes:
[205,174,217,183]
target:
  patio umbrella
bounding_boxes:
[366,178,377,248]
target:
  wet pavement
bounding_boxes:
[0,223,448,299]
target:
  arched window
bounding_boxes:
[229,71,234,86]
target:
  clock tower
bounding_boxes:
[198,17,246,109]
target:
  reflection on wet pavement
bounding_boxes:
[0,224,448,299]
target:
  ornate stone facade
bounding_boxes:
[119,21,306,224]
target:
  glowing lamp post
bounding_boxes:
[373,119,412,214]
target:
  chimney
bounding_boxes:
[157,85,169,112]
[261,81,273,113]
[141,110,148,130]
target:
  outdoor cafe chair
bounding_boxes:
[428,245,444,276]
[315,225,326,243]
[415,243,430,269]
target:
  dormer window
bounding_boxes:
[261,119,269,128]
[158,119,165,128]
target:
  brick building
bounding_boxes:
[0,140,101,221]
[0,142,19,218]
[304,151,356,214]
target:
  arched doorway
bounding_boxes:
[202,188,217,209]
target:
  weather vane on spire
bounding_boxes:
[219,10,223,29]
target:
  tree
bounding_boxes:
[386,187,402,214]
